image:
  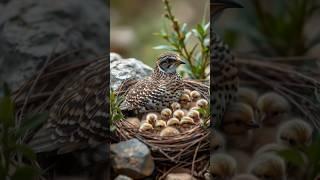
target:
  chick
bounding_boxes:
[222,102,259,151]
[173,109,185,120]
[161,108,172,121]
[257,92,290,126]
[190,90,201,107]
[167,117,180,127]
[179,94,191,109]
[155,120,167,129]
[254,143,287,157]
[208,153,237,180]
[231,174,259,180]
[277,118,313,148]
[196,98,208,109]
[237,87,258,111]
[125,117,140,129]
[171,102,181,112]
[145,113,158,126]
[160,126,180,137]
[209,130,226,154]
[139,122,153,132]
[180,116,195,129]
[248,154,286,180]
[187,110,201,123]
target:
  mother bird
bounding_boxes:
[211,0,242,128]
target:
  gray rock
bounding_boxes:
[0,0,107,90]
[111,138,154,179]
[114,175,133,180]
[110,52,153,90]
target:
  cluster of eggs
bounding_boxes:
[125,89,209,137]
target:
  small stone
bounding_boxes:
[111,138,154,179]
[114,175,133,180]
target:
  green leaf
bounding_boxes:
[196,24,205,37]
[276,149,305,166]
[16,113,48,137]
[11,166,39,180]
[14,144,36,160]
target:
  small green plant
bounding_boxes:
[224,0,320,56]
[110,90,124,132]
[0,83,47,180]
[154,0,210,80]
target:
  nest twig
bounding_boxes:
[236,56,320,130]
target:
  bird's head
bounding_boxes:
[257,92,290,126]
[222,102,260,134]
[156,53,185,74]
[211,0,243,21]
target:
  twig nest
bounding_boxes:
[173,109,185,120]
[126,117,141,129]
[167,117,180,127]
[196,99,208,109]
[171,102,181,111]
[139,122,153,132]
[161,108,172,120]
[160,126,180,137]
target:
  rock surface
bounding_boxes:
[0,0,107,89]
[110,52,153,90]
[111,138,155,179]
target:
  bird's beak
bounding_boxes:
[176,59,186,65]
[211,0,243,17]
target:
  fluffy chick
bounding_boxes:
[187,110,201,123]
[183,89,191,96]
[208,153,237,180]
[171,102,181,112]
[253,92,291,151]
[179,94,191,109]
[160,126,180,137]
[145,113,158,126]
[196,98,209,109]
[237,87,258,109]
[173,109,185,120]
[180,116,195,129]
[155,120,167,129]
[161,108,172,121]
[248,154,286,180]
[222,102,259,151]
[139,122,153,132]
[167,117,180,127]
[257,92,290,126]
[277,118,313,148]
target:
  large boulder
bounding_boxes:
[0,0,107,89]
[111,138,155,179]
[110,52,153,90]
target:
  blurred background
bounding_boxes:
[110,0,209,67]
[215,0,320,59]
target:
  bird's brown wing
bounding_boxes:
[29,58,108,154]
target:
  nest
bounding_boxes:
[115,80,210,179]
[236,56,320,131]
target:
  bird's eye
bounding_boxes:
[289,138,296,146]
[214,145,220,150]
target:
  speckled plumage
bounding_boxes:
[120,53,185,114]
[211,1,239,128]
[29,58,108,154]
